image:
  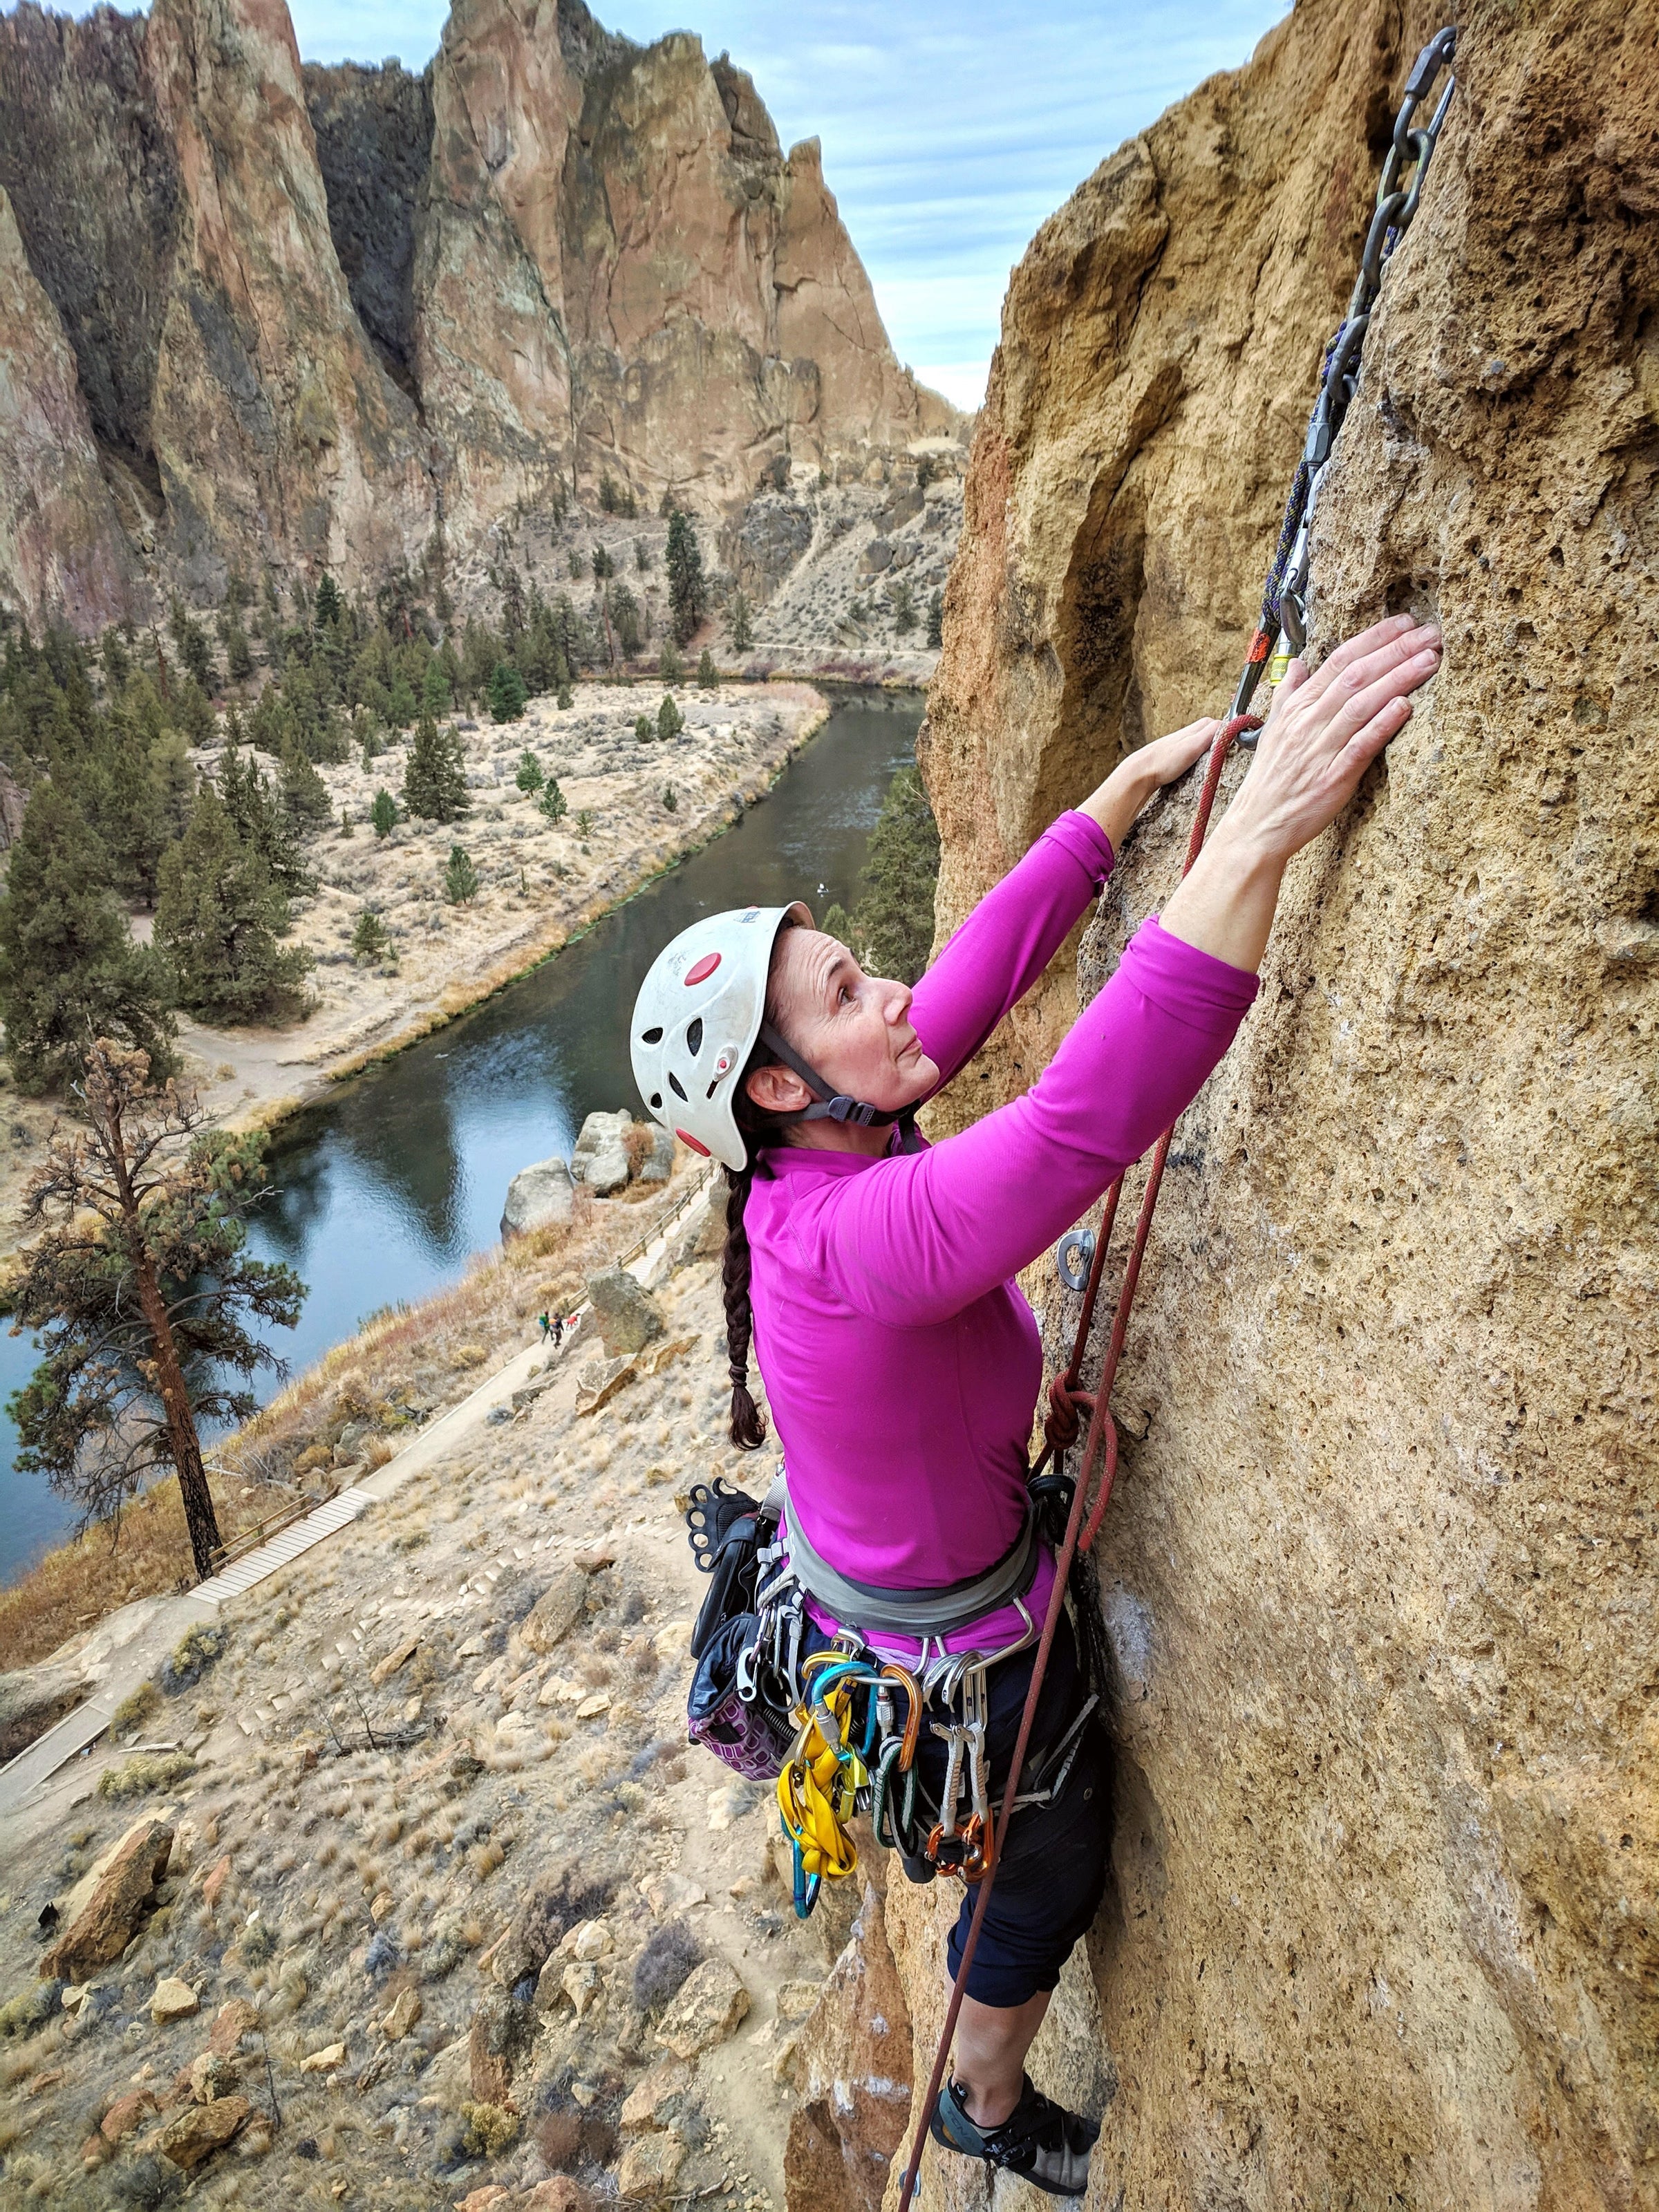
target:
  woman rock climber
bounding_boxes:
[631,615,1441,2195]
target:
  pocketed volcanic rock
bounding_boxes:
[40,1819,172,1983]
[780,1884,910,2212]
[571,1112,633,1197]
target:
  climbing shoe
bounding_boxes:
[929,2074,1099,2198]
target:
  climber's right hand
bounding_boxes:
[1231,613,1442,864]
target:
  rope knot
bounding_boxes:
[1043,1375,1091,1454]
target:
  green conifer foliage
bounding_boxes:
[926,589,944,649]
[279,735,332,830]
[219,736,314,896]
[314,572,344,628]
[443,844,480,906]
[727,590,754,654]
[514,750,544,794]
[665,511,707,644]
[657,695,684,740]
[371,789,398,838]
[404,713,470,821]
[635,713,653,742]
[154,787,312,1023]
[697,648,718,687]
[836,767,940,985]
[662,784,677,812]
[658,640,684,685]
[489,663,528,724]
[351,908,389,962]
[538,778,568,825]
[0,785,176,1092]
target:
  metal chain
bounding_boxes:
[1232,26,1458,733]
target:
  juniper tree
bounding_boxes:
[697,648,717,688]
[314,572,344,628]
[371,789,398,838]
[219,736,313,896]
[926,589,944,650]
[404,713,470,821]
[279,735,332,832]
[657,695,684,740]
[729,590,754,653]
[8,1041,304,1576]
[515,750,544,794]
[658,640,684,686]
[444,844,480,906]
[351,908,389,962]
[489,662,527,724]
[538,778,568,825]
[665,510,706,644]
[841,766,939,986]
[0,785,176,1094]
[154,786,312,1022]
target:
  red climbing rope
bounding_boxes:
[895,705,1260,2212]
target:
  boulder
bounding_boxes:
[500,1155,576,1241]
[620,2056,693,2133]
[40,1819,172,1983]
[469,1989,536,2103]
[655,1956,749,2060]
[637,1125,677,1185]
[207,1997,259,2056]
[570,1111,632,1196]
[615,2129,686,2201]
[150,1976,198,2025]
[100,2090,157,2146]
[574,1354,637,1415]
[780,1883,910,2212]
[518,1566,590,1656]
[585,1268,665,1358]
[151,2094,250,2170]
[382,1987,422,2041]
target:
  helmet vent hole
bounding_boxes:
[640,1025,664,1045]
[668,1071,688,1102]
[650,1093,662,1109]
[706,1080,719,1099]
[686,1018,704,1057]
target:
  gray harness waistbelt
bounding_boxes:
[768,1473,1041,1640]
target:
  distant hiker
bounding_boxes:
[537,1311,552,1344]
[552,1314,564,1350]
[633,614,1441,2197]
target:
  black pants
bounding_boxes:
[807,1613,1113,2009]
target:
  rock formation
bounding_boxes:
[890,0,1658,2205]
[0,0,955,629]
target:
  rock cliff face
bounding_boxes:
[0,0,953,628]
[883,0,1657,2206]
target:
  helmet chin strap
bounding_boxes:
[757,1022,922,1152]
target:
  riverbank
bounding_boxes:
[0,680,829,1263]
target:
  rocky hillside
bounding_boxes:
[0,0,959,632]
[895,0,1658,2206]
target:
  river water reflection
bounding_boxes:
[0,691,922,1582]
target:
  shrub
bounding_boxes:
[111,1681,162,1738]
[460,2101,521,2157]
[371,789,397,837]
[696,648,717,688]
[489,664,527,724]
[514,750,543,794]
[162,1623,225,1694]
[634,713,653,742]
[657,695,683,740]
[632,1918,700,2012]
[0,1980,62,2040]
[662,785,676,813]
[657,640,684,685]
[99,1751,196,1799]
[538,779,568,825]
[927,588,944,648]
[556,684,574,710]
[444,845,480,906]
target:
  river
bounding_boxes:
[0,691,923,1585]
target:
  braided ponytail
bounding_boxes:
[721,1162,767,1450]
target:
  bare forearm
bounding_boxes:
[1077,761,1161,856]
[1159,821,1285,974]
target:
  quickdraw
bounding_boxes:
[895,32,1461,2212]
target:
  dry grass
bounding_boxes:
[0,1161,704,1673]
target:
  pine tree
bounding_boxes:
[218,735,313,896]
[489,662,528,724]
[665,510,707,644]
[351,908,389,962]
[0,784,176,1093]
[279,733,332,831]
[9,1042,303,1575]
[314,572,344,628]
[729,590,754,653]
[443,844,480,906]
[422,657,452,716]
[657,695,684,740]
[635,713,654,742]
[697,647,718,688]
[80,727,171,903]
[658,639,684,685]
[662,784,677,812]
[514,749,544,794]
[926,589,944,650]
[404,713,470,821]
[842,766,940,986]
[155,786,312,1022]
[538,778,568,825]
[371,788,398,838]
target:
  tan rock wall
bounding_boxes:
[899,0,1658,2205]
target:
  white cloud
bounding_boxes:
[913,362,991,412]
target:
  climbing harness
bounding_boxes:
[1232,26,1458,735]
[895,32,1459,2210]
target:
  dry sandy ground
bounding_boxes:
[0,1229,872,2210]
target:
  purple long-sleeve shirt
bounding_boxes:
[745,810,1259,1656]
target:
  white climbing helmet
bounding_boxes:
[630,903,812,1170]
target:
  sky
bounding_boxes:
[286,0,1291,411]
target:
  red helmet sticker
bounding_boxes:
[676,1129,711,1155]
[684,953,722,986]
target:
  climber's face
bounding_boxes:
[744,927,938,1120]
